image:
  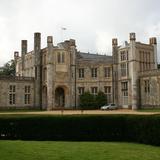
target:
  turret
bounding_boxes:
[70,39,76,65]
[112,38,118,106]
[112,38,118,64]
[46,36,54,110]
[21,40,27,76]
[47,36,53,47]
[149,37,157,69]
[130,32,136,41]
[34,32,42,109]
[14,51,19,60]
[34,33,41,69]
[129,33,138,110]
[69,39,77,108]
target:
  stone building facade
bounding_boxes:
[112,33,157,109]
[0,32,159,110]
[0,76,34,109]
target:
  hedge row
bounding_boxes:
[0,115,160,146]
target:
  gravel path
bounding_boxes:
[0,109,159,115]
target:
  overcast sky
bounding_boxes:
[0,0,160,66]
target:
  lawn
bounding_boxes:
[0,141,160,160]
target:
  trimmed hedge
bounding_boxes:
[0,115,160,146]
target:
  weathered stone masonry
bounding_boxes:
[0,32,160,110]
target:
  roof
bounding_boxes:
[77,52,113,63]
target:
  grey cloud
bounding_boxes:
[0,0,160,65]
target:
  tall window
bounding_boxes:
[79,68,84,78]
[121,63,128,77]
[91,68,97,78]
[24,86,31,104]
[78,87,85,95]
[91,87,98,95]
[104,86,112,103]
[43,54,47,65]
[43,68,47,81]
[57,52,61,63]
[62,52,65,63]
[120,50,128,61]
[144,80,150,93]
[9,85,16,105]
[104,67,111,78]
[57,52,65,63]
[121,82,128,105]
[140,51,151,71]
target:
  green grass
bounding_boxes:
[0,141,160,160]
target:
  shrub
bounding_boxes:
[79,92,95,109]
[0,115,160,146]
[79,91,107,109]
[95,91,107,108]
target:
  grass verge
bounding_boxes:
[0,141,160,160]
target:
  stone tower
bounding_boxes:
[34,32,42,109]
[14,51,19,61]
[112,38,118,106]
[21,40,27,76]
[129,33,138,110]
[149,37,157,69]
[46,36,54,110]
[69,39,77,108]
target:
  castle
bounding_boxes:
[0,32,160,110]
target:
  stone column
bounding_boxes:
[149,37,157,69]
[112,38,118,106]
[46,36,54,110]
[21,40,27,76]
[34,32,42,109]
[130,33,138,110]
[70,39,77,108]
[14,51,19,76]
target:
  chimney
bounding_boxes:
[130,33,136,41]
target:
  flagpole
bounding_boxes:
[61,27,67,42]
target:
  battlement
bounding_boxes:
[139,69,160,77]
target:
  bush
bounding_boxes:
[0,115,160,146]
[79,92,95,109]
[79,91,107,109]
[95,91,107,108]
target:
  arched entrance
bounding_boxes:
[55,87,65,107]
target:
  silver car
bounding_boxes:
[101,103,118,110]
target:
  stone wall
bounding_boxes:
[0,76,35,109]
[139,70,160,108]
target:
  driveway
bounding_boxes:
[0,109,159,115]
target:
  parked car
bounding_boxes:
[100,103,118,110]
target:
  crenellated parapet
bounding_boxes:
[139,69,160,77]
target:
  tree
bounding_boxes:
[95,91,107,108]
[79,91,107,110]
[0,60,15,76]
[79,91,95,109]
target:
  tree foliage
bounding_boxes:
[95,91,106,107]
[79,91,107,109]
[0,60,15,76]
[79,91,95,109]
